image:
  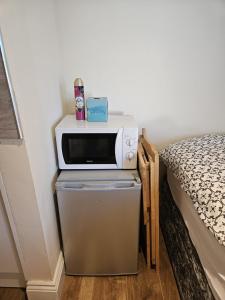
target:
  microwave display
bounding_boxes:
[62,133,117,164]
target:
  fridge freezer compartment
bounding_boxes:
[56,182,141,275]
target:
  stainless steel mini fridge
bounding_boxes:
[56,170,141,275]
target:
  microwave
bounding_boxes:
[55,115,138,170]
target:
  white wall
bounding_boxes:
[56,0,225,146]
[0,0,224,288]
[0,0,63,283]
[0,192,19,274]
[0,144,52,281]
[0,188,25,287]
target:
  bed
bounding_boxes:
[159,134,225,300]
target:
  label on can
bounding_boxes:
[76,96,84,112]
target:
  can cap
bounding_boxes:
[74,78,83,86]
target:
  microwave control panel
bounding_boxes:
[122,128,138,169]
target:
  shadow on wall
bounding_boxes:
[59,80,72,114]
[140,116,209,149]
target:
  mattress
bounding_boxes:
[160,134,225,247]
[167,169,225,300]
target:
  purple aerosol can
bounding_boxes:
[74,78,85,120]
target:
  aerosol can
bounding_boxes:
[74,78,85,120]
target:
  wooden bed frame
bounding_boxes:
[160,167,215,300]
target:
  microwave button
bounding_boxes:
[126,151,135,161]
[126,138,135,147]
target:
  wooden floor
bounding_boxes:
[0,232,179,300]
[0,287,26,300]
[60,232,180,300]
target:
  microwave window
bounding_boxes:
[62,133,117,164]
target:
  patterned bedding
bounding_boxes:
[160,134,225,247]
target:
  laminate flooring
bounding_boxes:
[0,288,26,300]
[0,232,179,300]
[60,232,180,300]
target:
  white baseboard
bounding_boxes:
[0,273,25,287]
[26,251,64,300]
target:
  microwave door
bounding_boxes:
[61,133,119,168]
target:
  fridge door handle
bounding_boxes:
[56,182,140,191]
[56,183,85,190]
[83,183,136,190]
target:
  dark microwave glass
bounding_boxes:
[62,133,117,164]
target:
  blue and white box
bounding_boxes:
[86,97,108,122]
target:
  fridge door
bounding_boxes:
[56,180,141,275]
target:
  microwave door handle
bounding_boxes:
[115,128,123,168]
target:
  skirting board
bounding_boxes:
[26,251,64,300]
[0,272,25,287]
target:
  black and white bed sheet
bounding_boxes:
[160,134,225,247]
